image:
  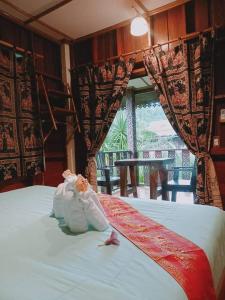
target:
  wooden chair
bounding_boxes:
[96,152,120,195]
[96,151,133,195]
[164,162,197,202]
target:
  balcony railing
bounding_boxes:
[97,148,194,186]
[137,148,194,185]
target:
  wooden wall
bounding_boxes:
[71,0,225,208]
[71,3,188,65]
[211,26,225,208]
[0,15,67,187]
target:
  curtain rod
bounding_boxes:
[72,26,214,70]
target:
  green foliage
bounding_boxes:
[137,130,158,150]
[101,102,180,152]
[101,110,128,151]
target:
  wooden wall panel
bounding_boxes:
[211,0,225,27]
[0,16,19,46]
[185,0,211,33]
[44,160,67,186]
[151,5,186,49]
[194,0,210,31]
[93,30,117,63]
[72,4,188,65]
[215,39,225,95]
[151,11,168,45]
[213,160,225,209]
[213,38,225,152]
[73,38,93,65]
[168,5,186,40]
[116,23,148,61]
[213,101,225,148]
[44,128,67,186]
[185,1,195,33]
[212,28,225,209]
[33,34,61,78]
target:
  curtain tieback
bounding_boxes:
[85,155,98,191]
[86,156,96,171]
[195,152,210,159]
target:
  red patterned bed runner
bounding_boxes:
[99,194,216,300]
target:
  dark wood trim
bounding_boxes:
[0,10,61,44]
[215,94,225,100]
[134,0,148,13]
[211,147,225,156]
[148,0,191,16]
[0,0,72,41]
[0,176,34,192]
[36,71,62,82]
[24,0,73,24]
[131,67,147,79]
[133,86,154,94]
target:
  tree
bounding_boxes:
[101,110,128,151]
[137,130,158,150]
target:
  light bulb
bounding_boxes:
[130,16,148,36]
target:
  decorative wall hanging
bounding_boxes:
[0,45,44,182]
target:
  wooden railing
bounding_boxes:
[97,148,194,185]
[137,149,194,185]
[97,150,133,168]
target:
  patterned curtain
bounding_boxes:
[0,45,43,181]
[143,33,222,208]
[74,58,135,191]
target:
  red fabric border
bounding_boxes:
[99,194,216,300]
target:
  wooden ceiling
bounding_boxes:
[0,0,187,40]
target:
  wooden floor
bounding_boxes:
[112,186,194,204]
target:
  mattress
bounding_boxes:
[0,185,224,300]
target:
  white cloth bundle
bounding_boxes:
[53,174,77,218]
[53,174,109,233]
[64,196,89,233]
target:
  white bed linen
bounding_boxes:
[0,186,224,300]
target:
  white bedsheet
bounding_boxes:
[0,186,224,300]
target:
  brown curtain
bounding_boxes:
[73,58,135,191]
[143,33,222,208]
[0,45,44,181]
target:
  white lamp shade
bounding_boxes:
[130,16,148,36]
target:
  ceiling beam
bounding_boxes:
[133,0,148,13]
[0,0,73,40]
[24,0,74,24]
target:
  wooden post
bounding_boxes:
[125,88,138,185]
[61,42,76,173]
[126,88,137,157]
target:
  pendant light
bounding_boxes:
[130,15,148,36]
[130,4,148,37]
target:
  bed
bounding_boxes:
[0,185,225,300]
